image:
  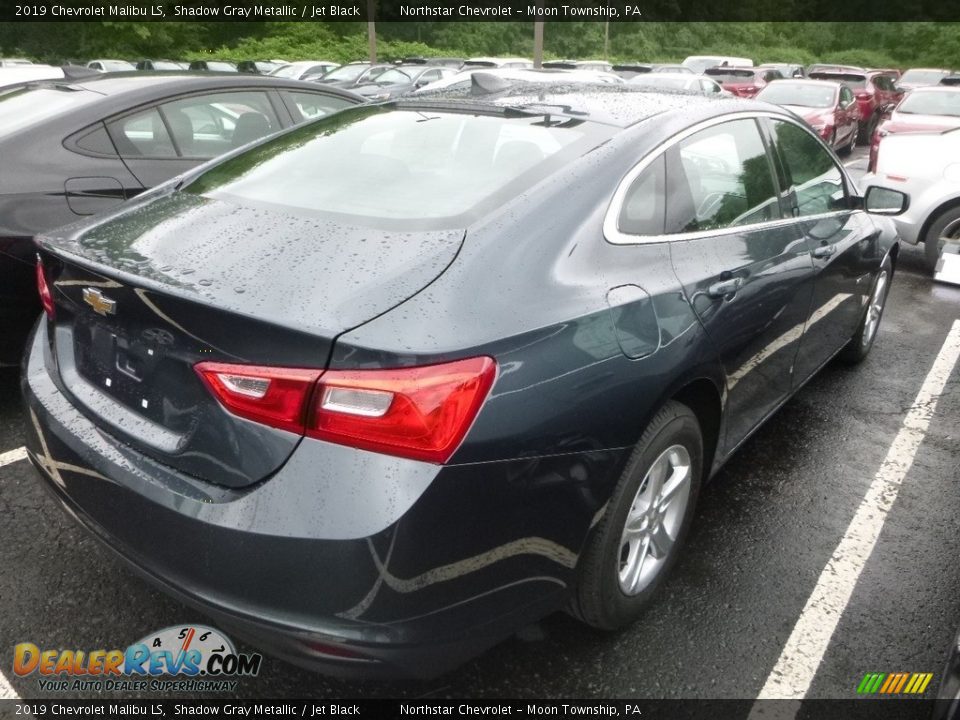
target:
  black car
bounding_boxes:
[23,83,905,679]
[135,60,187,71]
[0,73,362,365]
[237,60,286,75]
[352,64,458,100]
[187,60,238,72]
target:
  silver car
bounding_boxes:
[861,127,960,271]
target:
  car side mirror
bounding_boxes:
[863,186,909,216]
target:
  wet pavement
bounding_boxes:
[1,144,958,702]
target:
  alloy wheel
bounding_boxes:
[618,444,692,596]
[862,269,888,348]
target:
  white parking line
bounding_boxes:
[753,319,960,706]
[0,674,20,699]
[0,446,27,468]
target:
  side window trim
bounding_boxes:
[604,111,858,246]
[758,116,799,218]
[764,116,855,213]
[753,117,791,220]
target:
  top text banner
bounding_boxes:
[5,0,959,22]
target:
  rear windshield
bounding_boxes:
[0,86,100,137]
[757,83,835,108]
[898,90,960,117]
[324,64,369,82]
[901,69,949,85]
[704,69,756,82]
[185,106,608,228]
[373,68,413,84]
[810,72,867,88]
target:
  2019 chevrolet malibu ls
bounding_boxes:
[23,84,905,678]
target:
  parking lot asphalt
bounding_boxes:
[2,147,959,703]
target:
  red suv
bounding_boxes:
[704,66,783,98]
[808,68,904,143]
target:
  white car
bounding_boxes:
[629,72,728,95]
[0,58,33,67]
[861,128,960,271]
[86,59,136,72]
[414,67,623,95]
[682,55,754,74]
[269,60,339,81]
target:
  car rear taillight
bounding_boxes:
[856,91,871,100]
[195,362,322,434]
[308,357,497,464]
[36,256,55,319]
[196,356,497,464]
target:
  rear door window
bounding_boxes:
[665,118,782,233]
[158,91,279,158]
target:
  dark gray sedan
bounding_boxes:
[23,83,906,679]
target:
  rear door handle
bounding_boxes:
[813,244,837,259]
[707,277,743,298]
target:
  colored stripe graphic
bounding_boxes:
[857,672,933,694]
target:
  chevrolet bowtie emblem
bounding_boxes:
[82,288,117,316]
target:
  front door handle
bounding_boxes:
[707,277,743,298]
[813,244,837,259]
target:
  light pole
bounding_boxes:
[367,0,377,63]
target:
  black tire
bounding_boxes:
[840,255,892,364]
[570,400,703,630]
[923,206,960,273]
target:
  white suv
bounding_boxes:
[861,128,960,271]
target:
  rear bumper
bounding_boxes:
[22,322,624,678]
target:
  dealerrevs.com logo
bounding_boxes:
[13,625,262,692]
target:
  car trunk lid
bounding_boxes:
[38,190,464,488]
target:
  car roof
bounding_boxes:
[400,82,745,128]
[44,71,354,93]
